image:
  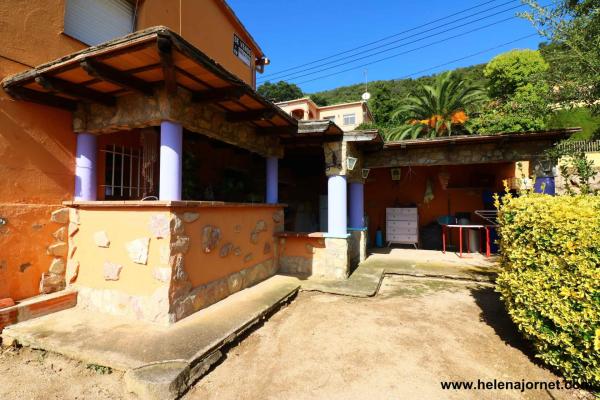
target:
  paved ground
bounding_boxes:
[301,248,500,297]
[0,274,592,399]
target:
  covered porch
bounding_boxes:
[1,27,304,325]
[362,129,577,256]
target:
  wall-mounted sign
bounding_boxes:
[233,33,252,68]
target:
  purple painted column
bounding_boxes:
[349,182,364,229]
[74,132,97,201]
[266,157,278,204]
[327,175,347,236]
[159,121,183,201]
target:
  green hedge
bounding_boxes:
[496,193,600,388]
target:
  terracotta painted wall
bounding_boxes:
[0,0,86,301]
[68,204,284,323]
[137,0,259,87]
[364,163,516,245]
[180,206,279,288]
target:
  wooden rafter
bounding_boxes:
[34,75,116,106]
[3,85,77,111]
[80,58,154,96]
[226,109,275,122]
[156,35,177,95]
[192,86,246,104]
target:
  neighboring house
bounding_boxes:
[276,97,374,131]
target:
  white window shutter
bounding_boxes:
[64,0,134,46]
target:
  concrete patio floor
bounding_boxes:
[1,275,300,399]
[299,248,500,297]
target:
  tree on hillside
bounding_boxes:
[309,93,329,106]
[522,0,600,114]
[257,81,303,103]
[386,72,486,140]
[469,49,550,134]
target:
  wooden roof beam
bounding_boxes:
[191,86,246,104]
[156,35,177,96]
[80,58,154,96]
[3,85,77,111]
[34,75,116,106]
[226,109,275,122]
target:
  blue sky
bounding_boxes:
[227,0,546,94]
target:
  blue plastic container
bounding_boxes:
[375,229,384,248]
[534,176,556,195]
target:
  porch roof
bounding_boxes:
[280,120,344,147]
[0,26,296,132]
[383,128,580,149]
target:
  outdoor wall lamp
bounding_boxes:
[347,156,358,171]
[361,168,370,179]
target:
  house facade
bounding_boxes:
[276,97,374,131]
[0,0,270,305]
[0,0,572,329]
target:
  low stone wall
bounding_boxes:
[277,233,352,280]
[67,202,284,325]
[348,230,367,270]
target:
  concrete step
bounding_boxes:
[2,275,299,399]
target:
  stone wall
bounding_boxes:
[365,140,560,168]
[73,87,283,158]
[348,230,367,270]
[278,234,351,280]
[69,204,284,325]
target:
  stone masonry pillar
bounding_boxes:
[159,121,183,201]
[74,132,97,201]
[327,175,347,236]
[349,182,364,229]
[266,156,278,204]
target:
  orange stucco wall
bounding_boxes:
[70,204,281,297]
[0,0,263,301]
[71,208,166,296]
[0,0,85,301]
[279,236,326,258]
[365,163,516,244]
[137,0,259,87]
[179,206,279,288]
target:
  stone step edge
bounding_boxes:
[0,290,78,333]
[124,281,299,400]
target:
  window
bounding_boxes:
[102,145,147,200]
[323,115,336,122]
[343,113,356,126]
[64,0,134,46]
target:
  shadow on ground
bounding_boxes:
[469,286,539,364]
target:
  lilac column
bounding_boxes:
[328,175,347,236]
[349,182,364,229]
[266,157,278,204]
[74,132,97,201]
[159,121,183,201]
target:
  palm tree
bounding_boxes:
[387,72,486,140]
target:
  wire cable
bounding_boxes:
[290,15,521,85]
[260,3,525,83]
[260,0,507,79]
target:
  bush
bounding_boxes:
[496,193,600,388]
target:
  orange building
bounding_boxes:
[0,0,269,303]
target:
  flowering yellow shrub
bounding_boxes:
[496,193,600,388]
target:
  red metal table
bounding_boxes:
[441,224,493,258]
